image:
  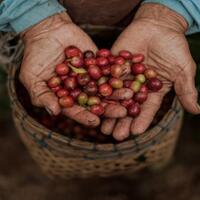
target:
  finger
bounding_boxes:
[104,104,127,118]
[174,63,200,114]
[101,118,116,135]
[24,80,61,116]
[131,90,168,135]
[107,88,134,101]
[62,105,100,127]
[113,117,132,141]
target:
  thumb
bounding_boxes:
[174,61,200,114]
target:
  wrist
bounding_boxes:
[134,3,188,33]
[21,12,72,41]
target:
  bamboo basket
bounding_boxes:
[7,59,183,179]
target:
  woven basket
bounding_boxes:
[7,59,184,179]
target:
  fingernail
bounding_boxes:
[45,107,53,116]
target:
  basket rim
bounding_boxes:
[7,61,183,152]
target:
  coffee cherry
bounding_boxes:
[111,64,123,78]
[90,104,105,116]
[83,50,95,58]
[51,86,61,93]
[55,63,69,75]
[96,49,111,57]
[70,88,81,99]
[123,80,132,88]
[59,96,74,107]
[78,92,88,106]
[60,75,68,81]
[121,99,135,108]
[65,46,82,58]
[96,57,109,67]
[147,78,163,92]
[97,76,108,85]
[48,76,61,88]
[56,89,69,98]
[87,96,101,106]
[77,73,90,86]
[70,56,84,68]
[109,78,123,89]
[132,63,146,75]
[134,92,148,104]
[64,77,77,90]
[84,81,98,95]
[88,65,102,80]
[99,83,113,96]
[140,85,148,93]
[131,81,141,92]
[119,50,133,60]
[101,65,111,76]
[108,55,116,64]
[136,74,146,83]
[144,69,157,79]
[128,103,141,117]
[114,56,125,65]
[132,54,145,63]
[84,58,96,66]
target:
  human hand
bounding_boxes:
[20,12,101,127]
[102,3,200,140]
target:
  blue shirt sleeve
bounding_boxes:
[0,0,65,33]
[143,0,200,35]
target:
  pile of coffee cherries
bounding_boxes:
[47,46,163,117]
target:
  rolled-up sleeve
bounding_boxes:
[0,0,65,33]
[143,0,200,34]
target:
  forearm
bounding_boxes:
[0,0,65,33]
[143,0,200,34]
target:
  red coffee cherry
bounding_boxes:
[128,103,141,117]
[88,65,102,80]
[96,49,111,57]
[59,96,74,107]
[48,76,61,88]
[110,64,123,78]
[65,46,82,58]
[147,78,163,92]
[96,57,109,67]
[64,77,77,90]
[90,104,105,116]
[132,54,145,63]
[56,89,69,98]
[132,63,146,75]
[99,83,113,97]
[55,63,69,75]
[119,50,133,60]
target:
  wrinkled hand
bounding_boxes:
[102,3,200,140]
[20,12,101,126]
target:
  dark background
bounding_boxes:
[0,33,200,200]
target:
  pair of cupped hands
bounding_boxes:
[20,4,200,141]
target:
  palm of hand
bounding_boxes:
[108,20,199,140]
[20,16,101,126]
